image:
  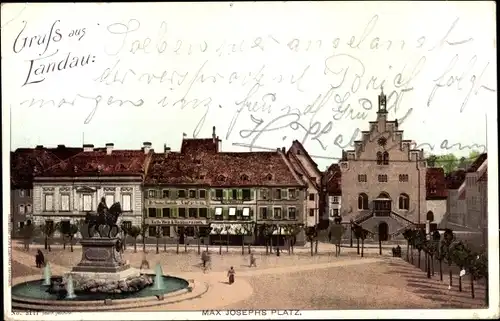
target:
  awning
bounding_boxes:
[272,227,291,235]
[210,223,249,235]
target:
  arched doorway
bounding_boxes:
[426,211,434,222]
[378,222,389,241]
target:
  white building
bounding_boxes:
[287,141,323,228]
[441,154,488,242]
[32,143,153,236]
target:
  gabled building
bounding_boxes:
[329,89,448,239]
[10,145,82,237]
[32,143,153,235]
[323,164,342,226]
[286,141,323,228]
[143,127,307,246]
[441,154,488,237]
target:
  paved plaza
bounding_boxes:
[10,241,487,310]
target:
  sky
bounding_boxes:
[1,1,497,170]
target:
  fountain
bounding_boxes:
[11,200,194,311]
[153,264,165,290]
[65,275,76,299]
[42,263,52,286]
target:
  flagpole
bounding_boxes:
[485,113,488,153]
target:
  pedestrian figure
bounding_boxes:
[201,251,209,273]
[249,253,257,267]
[35,249,45,268]
[227,266,235,284]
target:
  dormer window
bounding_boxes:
[241,174,249,181]
[217,175,226,182]
[266,174,273,181]
[73,165,78,172]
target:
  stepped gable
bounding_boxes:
[145,151,304,187]
[11,146,82,188]
[39,149,151,177]
[426,167,447,199]
[445,169,466,190]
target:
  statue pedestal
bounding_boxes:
[72,238,129,273]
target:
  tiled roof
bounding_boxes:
[445,169,466,189]
[325,164,341,196]
[38,149,152,178]
[426,167,447,200]
[11,147,82,188]
[180,138,219,154]
[286,151,320,190]
[467,153,487,172]
[145,151,304,187]
[289,140,321,174]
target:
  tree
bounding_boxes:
[140,223,149,253]
[450,241,471,292]
[194,226,202,255]
[155,227,161,254]
[172,227,181,254]
[212,227,223,255]
[403,229,414,262]
[120,222,130,250]
[470,251,488,304]
[128,226,141,253]
[39,223,56,251]
[21,222,35,251]
[224,225,231,253]
[55,222,67,250]
[234,226,245,255]
[413,229,426,268]
[430,230,441,277]
[242,223,253,254]
[359,228,369,257]
[305,226,318,257]
[428,151,483,174]
[330,222,345,257]
[205,226,213,252]
[441,228,455,287]
[288,224,302,254]
[67,224,79,252]
[352,223,362,255]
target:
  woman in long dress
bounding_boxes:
[227,266,235,284]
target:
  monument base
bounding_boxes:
[73,237,128,273]
[67,237,153,293]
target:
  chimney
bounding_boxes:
[212,126,216,142]
[105,143,114,155]
[57,144,65,149]
[164,144,171,157]
[216,136,221,152]
[143,142,152,154]
[83,144,94,152]
[282,147,286,154]
[35,145,44,149]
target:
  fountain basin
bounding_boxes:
[12,274,188,302]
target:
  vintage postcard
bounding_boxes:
[2,1,498,320]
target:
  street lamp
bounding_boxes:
[276,225,281,257]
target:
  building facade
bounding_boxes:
[323,164,342,225]
[32,143,153,236]
[287,141,323,229]
[143,128,307,246]
[10,145,82,237]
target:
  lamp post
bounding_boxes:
[276,225,281,257]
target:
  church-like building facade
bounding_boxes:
[325,89,447,239]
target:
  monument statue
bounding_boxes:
[85,197,122,238]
